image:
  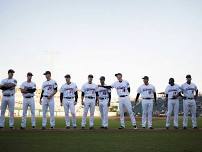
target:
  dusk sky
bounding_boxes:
[0,0,201,97]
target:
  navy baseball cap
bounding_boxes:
[43,71,51,75]
[27,72,33,76]
[142,76,149,80]
[100,76,105,80]
[88,74,94,78]
[64,74,71,78]
[186,74,191,78]
[115,73,122,77]
[8,69,15,73]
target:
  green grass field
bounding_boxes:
[0,116,202,152]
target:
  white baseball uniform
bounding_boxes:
[97,85,111,127]
[0,78,17,127]
[137,84,156,128]
[81,82,98,127]
[60,82,77,127]
[111,80,136,127]
[20,81,36,128]
[181,82,198,128]
[165,84,181,127]
[41,79,57,127]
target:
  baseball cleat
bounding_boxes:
[174,126,178,129]
[20,127,25,130]
[89,126,94,130]
[41,127,46,130]
[118,126,125,129]
[66,126,70,129]
[193,127,198,129]
[166,127,169,130]
[133,125,138,129]
[142,127,146,129]
[183,127,187,130]
[149,127,153,129]
[32,126,35,129]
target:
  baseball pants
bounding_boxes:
[183,99,197,128]
[42,97,55,127]
[99,99,109,127]
[63,98,76,127]
[0,96,15,127]
[21,97,36,128]
[142,99,153,128]
[81,98,95,127]
[166,99,179,127]
[119,96,136,127]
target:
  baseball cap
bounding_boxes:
[100,76,105,80]
[8,69,15,73]
[142,76,149,80]
[64,74,71,78]
[27,72,33,76]
[43,71,51,75]
[169,78,174,82]
[88,74,94,78]
[115,73,122,77]
[186,74,191,78]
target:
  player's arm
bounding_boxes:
[154,92,157,103]
[40,90,44,104]
[74,91,78,105]
[48,87,57,99]
[26,88,36,93]
[195,89,198,100]
[135,93,140,103]
[60,93,63,106]
[96,92,99,106]
[108,92,111,107]
[20,88,29,94]
[165,94,168,108]
[98,85,112,89]
[81,92,85,105]
[127,87,130,93]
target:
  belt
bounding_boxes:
[24,96,33,98]
[99,97,108,100]
[85,96,95,99]
[3,94,14,97]
[64,97,74,99]
[119,95,128,97]
[43,95,49,98]
[184,97,194,100]
[143,98,153,100]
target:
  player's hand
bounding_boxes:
[74,101,77,105]
[81,101,84,105]
[108,102,110,107]
[47,95,52,100]
[40,100,42,105]
[60,102,63,106]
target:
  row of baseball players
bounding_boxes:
[0,69,199,130]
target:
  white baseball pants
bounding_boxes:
[21,97,36,128]
[119,96,136,127]
[81,98,95,127]
[63,98,76,127]
[42,97,55,127]
[99,99,109,127]
[142,99,153,128]
[0,96,15,127]
[183,99,197,128]
[166,99,179,127]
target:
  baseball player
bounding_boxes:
[101,73,137,129]
[40,71,58,129]
[60,74,78,129]
[81,74,98,129]
[20,72,36,129]
[181,74,198,129]
[135,76,156,129]
[97,76,111,129]
[0,69,17,129]
[165,78,181,129]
